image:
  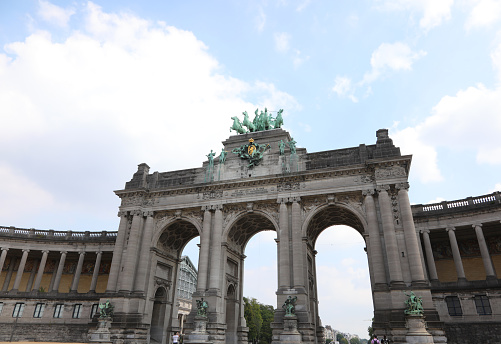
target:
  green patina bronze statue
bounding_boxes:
[230,108,284,134]
[279,140,286,155]
[232,138,270,168]
[206,150,216,168]
[219,149,227,164]
[99,300,114,319]
[288,138,297,155]
[196,298,208,317]
[404,291,424,315]
[282,296,297,316]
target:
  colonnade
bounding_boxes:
[0,247,104,293]
[419,223,498,282]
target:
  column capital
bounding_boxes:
[95,251,103,255]
[1,248,9,252]
[22,249,30,253]
[292,196,301,203]
[143,210,154,217]
[472,223,483,229]
[60,251,68,255]
[277,197,287,204]
[362,189,375,196]
[118,211,128,217]
[131,209,143,216]
[420,229,430,234]
[212,204,223,211]
[395,182,410,191]
[376,184,390,193]
[78,251,86,256]
[201,205,211,211]
[446,226,456,232]
[41,250,50,254]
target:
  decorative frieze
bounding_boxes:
[375,165,406,179]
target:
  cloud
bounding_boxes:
[374,0,454,31]
[0,1,299,229]
[362,42,427,84]
[274,32,291,52]
[465,0,501,30]
[490,183,501,192]
[332,76,358,102]
[256,6,266,32]
[293,49,310,69]
[38,0,75,28]
[296,0,312,12]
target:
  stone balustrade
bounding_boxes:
[412,191,501,215]
[0,226,117,242]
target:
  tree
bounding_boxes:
[350,337,361,344]
[259,303,274,344]
[340,338,349,344]
[337,333,346,342]
[326,339,332,344]
[367,318,374,340]
[244,297,263,342]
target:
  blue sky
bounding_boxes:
[1,0,501,338]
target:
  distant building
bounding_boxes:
[176,256,198,332]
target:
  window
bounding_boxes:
[474,295,492,315]
[445,296,462,316]
[53,304,64,318]
[72,304,82,319]
[0,302,3,315]
[90,304,99,318]
[12,303,25,318]
[33,303,45,318]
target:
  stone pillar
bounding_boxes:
[51,251,67,292]
[421,230,438,281]
[291,197,304,288]
[120,210,143,292]
[209,205,223,290]
[134,211,155,293]
[377,185,404,286]
[90,251,103,292]
[197,207,212,292]
[363,190,387,286]
[446,227,466,281]
[71,251,86,292]
[473,223,496,279]
[396,183,426,285]
[33,250,50,291]
[2,256,16,291]
[278,198,291,289]
[106,211,129,292]
[0,248,9,275]
[12,249,30,291]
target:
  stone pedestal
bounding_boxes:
[279,315,302,344]
[185,316,212,344]
[88,318,113,344]
[405,314,434,344]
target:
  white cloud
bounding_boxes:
[274,32,291,52]
[362,42,427,84]
[293,49,310,69]
[38,0,75,28]
[465,0,501,30]
[0,2,299,228]
[256,6,266,32]
[490,183,501,192]
[296,0,312,12]
[374,0,454,31]
[332,76,358,102]
[426,197,446,204]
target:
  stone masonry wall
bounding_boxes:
[0,323,89,342]
[444,323,501,344]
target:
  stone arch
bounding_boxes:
[154,218,201,257]
[224,210,278,253]
[151,286,168,344]
[302,203,367,247]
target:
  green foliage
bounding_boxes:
[326,339,333,344]
[243,297,275,344]
[337,333,346,342]
[367,318,374,340]
[350,337,361,344]
[340,338,349,344]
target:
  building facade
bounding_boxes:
[0,128,500,344]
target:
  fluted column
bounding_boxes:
[396,183,426,284]
[2,257,16,291]
[106,211,129,292]
[134,211,155,292]
[120,210,143,292]
[89,251,102,292]
[197,207,212,291]
[377,185,404,285]
[70,251,86,292]
[33,250,50,291]
[209,205,223,290]
[291,197,304,288]
[473,223,496,279]
[446,227,466,281]
[12,249,30,291]
[278,198,291,288]
[363,190,387,286]
[51,251,67,292]
[0,248,9,278]
[421,230,438,281]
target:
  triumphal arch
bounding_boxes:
[107,113,447,344]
